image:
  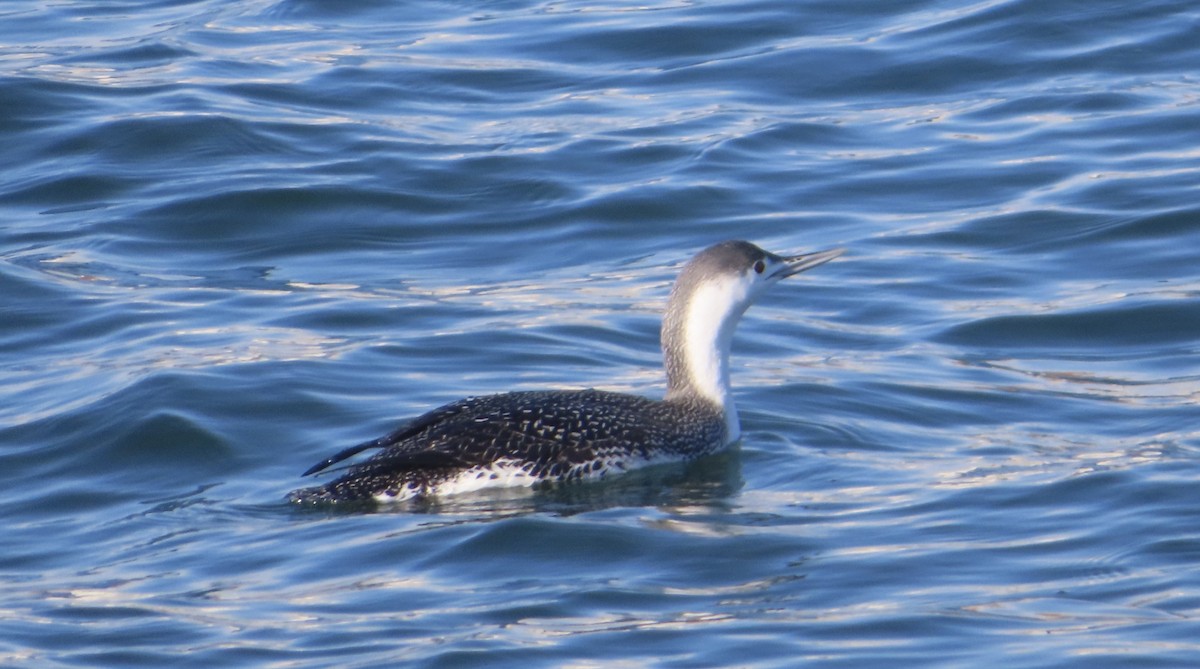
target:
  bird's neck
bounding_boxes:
[662,279,753,443]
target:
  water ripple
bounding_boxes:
[4,0,1200,666]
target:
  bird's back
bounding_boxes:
[289,388,726,504]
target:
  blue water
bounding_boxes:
[3,0,1200,666]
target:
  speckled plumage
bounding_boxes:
[288,390,724,503]
[290,240,843,504]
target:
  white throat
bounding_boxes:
[666,275,758,443]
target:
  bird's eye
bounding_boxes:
[753,260,766,275]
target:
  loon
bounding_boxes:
[289,240,843,504]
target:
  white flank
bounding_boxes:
[370,451,690,503]
[371,460,540,503]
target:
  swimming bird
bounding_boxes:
[289,240,843,504]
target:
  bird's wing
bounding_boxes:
[299,396,485,476]
[350,390,675,477]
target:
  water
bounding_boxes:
[3,0,1200,666]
